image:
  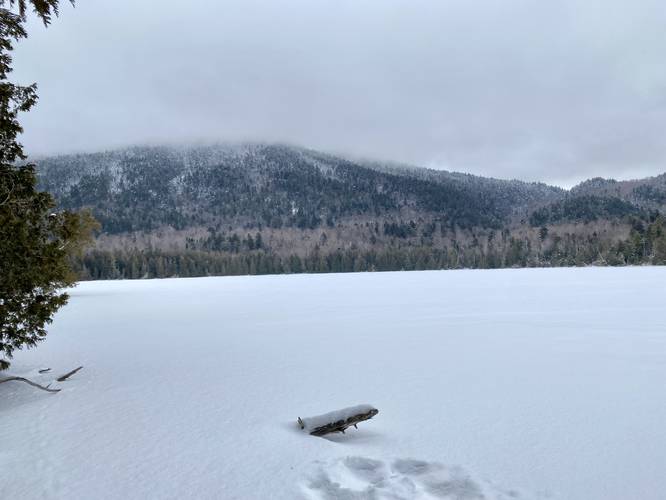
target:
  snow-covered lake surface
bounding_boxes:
[2,267,666,499]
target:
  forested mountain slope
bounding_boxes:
[571,174,666,207]
[35,143,666,279]
[37,144,565,232]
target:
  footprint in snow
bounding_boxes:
[301,456,529,500]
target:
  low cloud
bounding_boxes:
[13,0,666,186]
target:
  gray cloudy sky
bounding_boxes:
[12,0,666,186]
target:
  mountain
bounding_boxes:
[570,174,666,210]
[36,143,564,233]
[35,143,666,279]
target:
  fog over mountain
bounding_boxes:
[13,0,666,187]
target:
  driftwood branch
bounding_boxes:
[57,366,83,382]
[0,365,83,393]
[300,408,379,436]
[0,376,61,393]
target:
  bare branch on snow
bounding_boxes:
[56,366,83,382]
[0,376,61,393]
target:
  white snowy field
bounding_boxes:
[2,267,666,499]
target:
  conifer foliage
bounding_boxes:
[1,0,97,370]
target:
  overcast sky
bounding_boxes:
[12,0,666,186]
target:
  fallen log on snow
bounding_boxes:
[298,404,379,436]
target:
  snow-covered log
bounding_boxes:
[298,404,379,436]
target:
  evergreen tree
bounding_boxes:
[1,0,97,370]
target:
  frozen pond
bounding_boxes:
[2,267,665,499]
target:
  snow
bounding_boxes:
[299,404,377,433]
[2,267,666,499]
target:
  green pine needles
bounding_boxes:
[1,0,96,370]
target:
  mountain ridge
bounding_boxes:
[34,143,666,279]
